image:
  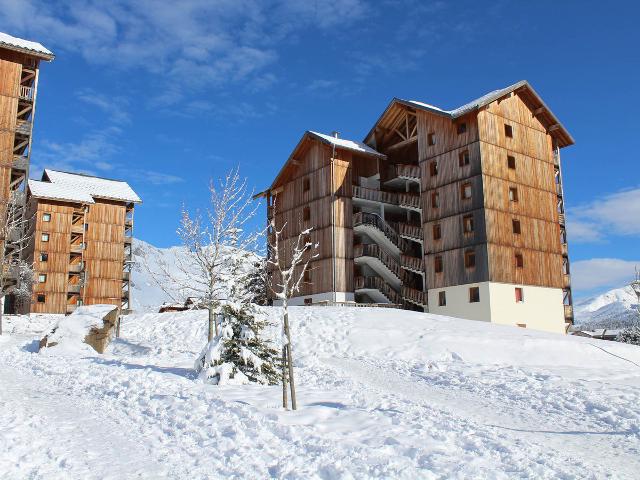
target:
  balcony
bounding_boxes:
[564,304,573,320]
[383,164,420,185]
[563,274,571,288]
[402,286,427,306]
[19,85,33,101]
[125,218,133,228]
[558,213,566,225]
[353,212,406,253]
[70,243,83,253]
[71,223,84,234]
[353,186,421,210]
[123,271,130,281]
[69,263,83,273]
[355,275,402,305]
[124,236,132,245]
[12,155,28,172]
[561,243,568,256]
[401,254,424,274]
[15,119,31,136]
[354,243,403,284]
[67,284,81,294]
[398,223,423,242]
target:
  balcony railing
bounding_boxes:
[398,223,423,241]
[19,85,34,101]
[401,254,424,273]
[564,304,573,320]
[354,212,406,249]
[563,274,571,288]
[558,213,566,225]
[353,185,421,210]
[67,284,81,294]
[561,243,568,256]
[395,164,420,181]
[354,275,402,305]
[354,243,402,280]
[69,263,83,273]
[402,286,427,306]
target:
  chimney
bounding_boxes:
[332,131,340,139]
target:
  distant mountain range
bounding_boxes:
[574,285,639,329]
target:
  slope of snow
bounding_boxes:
[575,285,639,328]
[1,307,639,478]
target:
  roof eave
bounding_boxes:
[0,43,54,61]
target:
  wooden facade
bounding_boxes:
[264,81,574,323]
[0,34,53,314]
[23,171,139,315]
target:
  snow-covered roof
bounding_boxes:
[0,31,54,60]
[29,169,142,204]
[308,131,384,158]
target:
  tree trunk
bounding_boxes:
[0,300,3,336]
[281,346,288,409]
[283,309,297,410]
[208,306,215,342]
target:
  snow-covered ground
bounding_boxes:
[1,307,640,479]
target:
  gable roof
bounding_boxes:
[366,80,574,148]
[28,169,141,204]
[266,130,385,192]
[0,31,54,61]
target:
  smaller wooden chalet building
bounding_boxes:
[22,169,141,314]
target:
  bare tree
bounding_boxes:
[267,209,319,410]
[145,167,260,341]
[0,191,35,335]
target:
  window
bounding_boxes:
[433,224,442,240]
[504,123,513,138]
[469,287,480,303]
[42,213,51,222]
[303,177,310,192]
[509,187,519,202]
[37,294,46,303]
[430,161,438,177]
[464,249,476,269]
[516,323,527,328]
[304,269,311,282]
[457,122,467,134]
[85,223,89,231]
[304,298,313,306]
[41,233,49,242]
[434,256,443,273]
[463,215,474,234]
[303,206,311,221]
[427,133,436,146]
[461,182,472,200]
[515,252,524,268]
[431,192,439,208]
[39,252,48,262]
[515,287,524,303]
[512,219,521,234]
[38,274,47,283]
[438,291,446,306]
[507,155,516,170]
[459,150,470,167]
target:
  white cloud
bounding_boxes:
[568,187,640,243]
[76,89,130,125]
[572,258,640,292]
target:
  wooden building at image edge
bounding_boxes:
[261,81,575,334]
[21,169,141,315]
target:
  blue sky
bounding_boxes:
[1,0,638,298]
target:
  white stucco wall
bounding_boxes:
[273,291,354,306]
[427,282,566,334]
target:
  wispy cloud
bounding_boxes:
[76,88,131,125]
[139,171,185,186]
[572,258,640,292]
[568,187,640,243]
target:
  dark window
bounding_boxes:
[438,291,446,306]
[303,206,311,221]
[507,155,516,169]
[457,123,467,134]
[85,223,89,231]
[461,182,472,200]
[512,219,521,234]
[427,133,436,146]
[431,192,439,208]
[434,256,443,273]
[42,213,51,222]
[515,253,524,268]
[515,287,524,303]
[463,215,474,234]
[40,252,48,262]
[464,250,476,269]
[304,269,311,282]
[304,298,313,306]
[504,123,513,138]
[469,287,480,303]
[509,187,519,202]
[459,150,470,167]
[37,294,46,303]
[430,161,438,177]
[433,224,442,240]
[303,177,311,192]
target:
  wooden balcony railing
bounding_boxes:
[19,85,34,101]
[401,254,424,273]
[353,185,421,210]
[564,304,573,320]
[402,286,427,306]
[561,243,568,256]
[563,274,571,288]
[354,275,402,305]
[398,223,423,241]
[558,213,566,225]
[11,154,28,171]
[354,244,402,280]
[398,192,420,209]
[353,212,406,250]
[395,164,420,181]
[15,119,31,136]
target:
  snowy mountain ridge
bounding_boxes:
[574,284,639,328]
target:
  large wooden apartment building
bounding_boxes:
[0,32,54,313]
[263,81,574,333]
[23,170,141,314]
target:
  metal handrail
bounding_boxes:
[354,243,402,280]
[354,212,406,250]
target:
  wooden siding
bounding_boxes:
[487,244,563,288]
[425,244,489,290]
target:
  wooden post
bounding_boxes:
[282,346,288,409]
[283,311,297,410]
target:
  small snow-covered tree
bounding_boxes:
[0,192,34,335]
[245,258,269,306]
[145,167,260,342]
[267,208,319,409]
[616,269,640,346]
[194,229,279,385]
